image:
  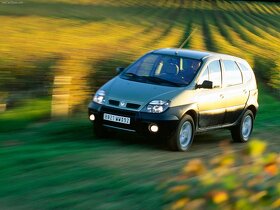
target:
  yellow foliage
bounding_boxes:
[272,198,280,209]
[233,189,249,197]
[211,154,235,168]
[247,139,267,157]
[211,191,229,204]
[183,159,205,176]
[264,163,278,176]
[184,199,206,209]
[167,140,280,210]
[249,191,267,202]
[171,198,189,210]
[169,185,189,193]
[200,172,215,186]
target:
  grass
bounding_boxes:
[0,0,279,209]
[0,98,51,132]
[0,119,164,209]
[255,85,280,128]
[0,87,279,209]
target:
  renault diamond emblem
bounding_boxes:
[120,101,126,107]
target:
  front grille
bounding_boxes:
[108,99,141,110]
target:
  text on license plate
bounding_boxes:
[103,113,130,124]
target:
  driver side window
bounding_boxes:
[208,60,222,88]
[198,60,222,88]
[198,67,209,84]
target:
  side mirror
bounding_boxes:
[196,80,213,89]
[116,67,125,74]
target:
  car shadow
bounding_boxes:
[99,129,233,152]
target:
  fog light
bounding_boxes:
[89,114,95,121]
[149,124,159,133]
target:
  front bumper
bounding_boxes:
[88,102,181,136]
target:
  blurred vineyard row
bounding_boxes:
[0,0,279,113]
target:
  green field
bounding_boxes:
[0,0,280,209]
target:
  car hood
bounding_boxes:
[104,76,183,107]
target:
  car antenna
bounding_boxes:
[176,27,197,55]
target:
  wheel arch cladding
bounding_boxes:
[247,105,257,118]
[184,109,197,129]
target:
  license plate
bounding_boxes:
[103,113,130,124]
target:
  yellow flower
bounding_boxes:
[212,191,229,204]
[247,139,267,157]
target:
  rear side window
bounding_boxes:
[223,60,242,86]
[238,63,252,83]
[208,60,222,88]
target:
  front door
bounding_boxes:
[197,60,226,128]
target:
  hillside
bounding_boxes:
[0,0,279,110]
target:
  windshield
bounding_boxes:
[120,53,202,87]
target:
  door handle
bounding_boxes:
[220,94,224,99]
[243,89,248,94]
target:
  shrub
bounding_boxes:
[163,140,280,210]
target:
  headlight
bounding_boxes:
[144,100,170,113]
[93,90,106,104]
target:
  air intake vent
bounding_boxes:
[109,100,120,106]
[126,103,141,109]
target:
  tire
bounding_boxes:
[168,115,195,151]
[231,110,254,143]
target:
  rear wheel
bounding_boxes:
[231,110,254,142]
[168,115,195,151]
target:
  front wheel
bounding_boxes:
[231,110,254,142]
[168,115,195,151]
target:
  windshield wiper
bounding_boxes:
[122,72,148,82]
[145,76,183,87]
[123,72,139,78]
[122,73,183,87]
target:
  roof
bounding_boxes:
[152,48,240,61]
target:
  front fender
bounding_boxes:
[139,103,198,122]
